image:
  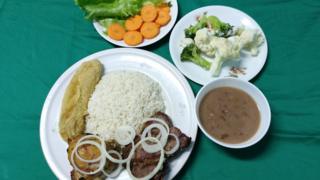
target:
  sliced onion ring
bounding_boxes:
[126,137,165,180]
[141,123,168,153]
[74,140,105,163]
[71,143,106,175]
[77,134,106,149]
[102,150,123,178]
[104,141,135,164]
[165,133,180,155]
[142,118,170,132]
[147,127,161,139]
[115,126,136,146]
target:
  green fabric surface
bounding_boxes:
[1,0,320,179]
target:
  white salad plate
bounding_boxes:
[169,6,268,85]
[40,48,197,180]
[93,0,178,47]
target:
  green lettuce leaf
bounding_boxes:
[98,18,125,28]
[75,0,164,20]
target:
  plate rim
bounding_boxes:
[169,5,269,85]
[93,0,178,48]
[40,48,198,179]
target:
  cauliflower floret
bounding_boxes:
[180,38,194,49]
[209,37,241,76]
[239,29,264,56]
[210,37,241,59]
[194,28,216,57]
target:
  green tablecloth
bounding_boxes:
[1,0,320,179]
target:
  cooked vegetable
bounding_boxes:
[237,27,264,56]
[180,43,211,70]
[184,14,233,39]
[125,15,143,31]
[155,10,171,26]
[140,22,160,39]
[209,37,241,76]
[107,23,126,40]
[194,28,216,56]
[206,15,233,38]
[75,0,164,20]
[184,16,207,39]
[141,4,158,22]
[180,38,194,49]
[124,31,143,45]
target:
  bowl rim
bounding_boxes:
[194,77,271,149]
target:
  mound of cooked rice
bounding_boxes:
[85,71,165,140]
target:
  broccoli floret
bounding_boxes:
[184,14,233,39]
[180,43,211,70]
[184,15,208,38]
[206,16,233,38]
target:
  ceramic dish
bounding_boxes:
[40,48,197,179]
[93,0,178,47]
[169,6,268,85]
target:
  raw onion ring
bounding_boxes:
[115,126,136,146]
[71,142,106,175]
[77,134,106,149]
[102,150,123,178]
[142,118,170,133]
[104,141,135,164]
[74,140,105,163]
[165,133,180,155]
[126,137,165,180]
[141,123,168,153]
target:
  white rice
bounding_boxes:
[85,71,165,140]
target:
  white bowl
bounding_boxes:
[195,78,271,148]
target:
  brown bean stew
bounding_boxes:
[199,87,260,144]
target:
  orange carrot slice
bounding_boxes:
[141,5,158,22]
[140,22,160,39]
[124,31,143,46]
[125,15,143,31]
[155,10,171,26]
[107,23,126,41]
[158,6,170,13]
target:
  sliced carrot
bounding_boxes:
[158,6,170,13]
[141,5,158,22]
[125,15,143,31]
[124,31,143,46]
[157,3,171,11]
[140,22,160,39]
[162,6,170,13]
[155,10,171,26]
[107,23,126,41]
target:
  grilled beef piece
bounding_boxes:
[165,127,191,152]
[128,112,191,179]
[151,112,173,128]
[130,145,162,178]
[128,142,168,180]
[69,112,191,180]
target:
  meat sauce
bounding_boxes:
[199,87,260,144]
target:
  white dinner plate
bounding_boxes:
[169,6,268,85]
[93,0,178,47]
[40,48,197,180]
